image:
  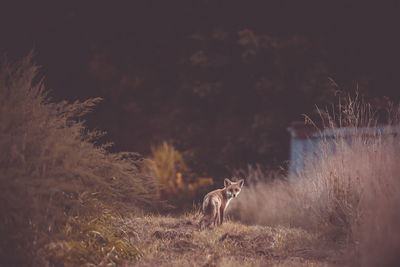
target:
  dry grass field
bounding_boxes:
[122,213,343,267]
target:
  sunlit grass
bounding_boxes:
[123,212,334,267]
[44,209,143,266]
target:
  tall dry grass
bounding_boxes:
[0,55,160,265]
[230,94,400,266]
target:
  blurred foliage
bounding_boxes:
[3,2,399,184]
[145,142,214,208]
[86,28,340,182]
[148,141,190,195]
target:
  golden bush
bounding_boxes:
[145,142,213,207]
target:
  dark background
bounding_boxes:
[1,1,399,177]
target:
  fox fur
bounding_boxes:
[200,178,244,230]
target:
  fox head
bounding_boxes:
[224,178,244,198]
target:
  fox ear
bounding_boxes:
[238,179,244,188]
[224,178,232,187]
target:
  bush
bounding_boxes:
[0,54,160,265]
[146,142,191,195]
[145,142,214,209]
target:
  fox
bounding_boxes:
[199,178,244,230]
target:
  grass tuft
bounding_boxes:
[43,209,143,266]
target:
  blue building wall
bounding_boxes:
[287,124,400,177]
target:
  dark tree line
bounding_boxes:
[1,1,399,177]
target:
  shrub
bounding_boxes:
[146,141,191,195]
[0,54,159,265]
[145,141,214,208]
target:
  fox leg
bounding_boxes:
[200,198,217,229]
[200,211,215,230]
[219,207,224,225]
[211,197,220,226]
[199,215,207,230]
[214,206,220,226]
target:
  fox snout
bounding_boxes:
[227,187,242,198]
[226,190,240,198]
